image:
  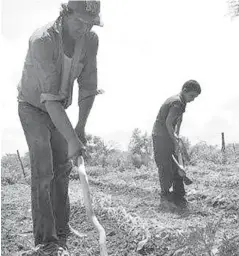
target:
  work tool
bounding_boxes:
[172,139,192,185]
[75,156,108,256]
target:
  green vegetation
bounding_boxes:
[1,129,239,255]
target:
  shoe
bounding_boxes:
[172,193,188,207]
[160,191,174,202]
[53,245,70,256]
[43,243,70,256]
[21,244,46,256]
[21,243,70,256]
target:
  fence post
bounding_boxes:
[233,143,236,152]
[221,132,225,152]
[17,150,26,178]
[221,132,226,164]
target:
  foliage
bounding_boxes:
[128,129,152,155]
[86,134,119,167]
[218,233,239,256]
[189,142,239,166]
[128,128,153,168]
[169,216,224,256]
[1,153,30,185]
[1,132,238,186]
[228,0,239,17]
[2,145,239,255]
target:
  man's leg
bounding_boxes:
[152,135,173,198]
[172,157,185,198]
[172,159,186,206]
[50,127,73,246]
[18,102,58,246]
[172,175,185,198]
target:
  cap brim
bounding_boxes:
[94,19,104,27]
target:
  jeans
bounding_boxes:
[18,102,72,246]
[152,134,185,197]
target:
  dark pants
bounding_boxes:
[152,134,185,197]
[18,102,72,246]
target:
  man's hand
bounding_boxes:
[68,136,90,166]
[72,148,90,166]
[96,89,105,95]
[68,137,85,159]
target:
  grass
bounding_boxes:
[1,160,239,255]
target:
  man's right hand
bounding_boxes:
[68,137,90,167]
[68,137,86,159]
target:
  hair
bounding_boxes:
[55,3,74,27]
[59,3,74,18]
[182,80,201,94]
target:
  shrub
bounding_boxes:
[218,234,239,256]
[189,142,238,166]
[1,153,30,185]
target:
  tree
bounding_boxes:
[86,134,118,167]
[228,0,239,17]
[128,129,153,156]
[128,128,153,167]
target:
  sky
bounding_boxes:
[1,0,239,156]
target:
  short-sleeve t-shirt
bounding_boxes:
[152,94,187,136]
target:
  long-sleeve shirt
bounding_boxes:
[17,18,99,112]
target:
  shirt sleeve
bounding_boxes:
[167,101,184,124]
[77,32,99,104]
[172,101,185,114]
[30,36,63,104]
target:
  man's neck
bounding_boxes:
[62,21,76,58]
[179,92,187,105]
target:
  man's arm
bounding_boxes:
[175,116,183,136]
[75,32,99,144]
[165,103,183,150]
[166,109,180,141]
[45,101,85,157]
[31,37,84,158]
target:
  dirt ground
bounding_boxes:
[1,163,239,256]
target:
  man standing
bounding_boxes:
[18,1,103,255]
[152,80,201,207]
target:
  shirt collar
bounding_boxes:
[179,92,187,106]
[52,16,62,35]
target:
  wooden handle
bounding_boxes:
[77,156,108,256]
[177,150,184,166]
[172,154,186,177]
[172,153,193,185]
[179,139,190,162]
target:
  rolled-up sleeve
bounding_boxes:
[30,36,63,104]
[77,32,99,104]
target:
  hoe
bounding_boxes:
[73,156,108,256]
[172,139,193,185]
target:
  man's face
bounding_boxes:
[183,91,199,103]
[66,12,93,39]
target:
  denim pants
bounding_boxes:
[152,134,185,197]
[18,102,72,246]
